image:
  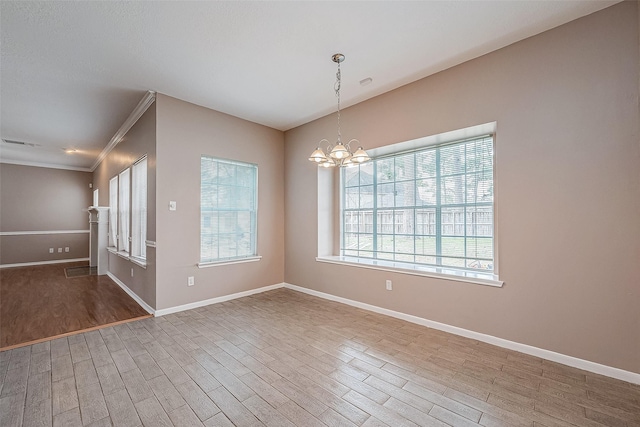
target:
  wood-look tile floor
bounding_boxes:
[0,288,638,427]
[0,262,151,349]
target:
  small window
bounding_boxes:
[118,168,130,253]
[200,156,258,264]
[341,135,494,272]
[108,176,118,248]
[131,157,147,260]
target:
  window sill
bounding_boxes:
[316,256,503,287]
[108,247,146,268]
[198,256,262,268]
[129,256,147,268]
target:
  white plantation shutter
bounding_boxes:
[109,176,118,247]
[118,168,130,253]
[131,157,147,259]
[341,135,494,272]
[200,156,257,263]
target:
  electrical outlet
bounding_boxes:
[386,280,392,291]
[188,276,195,286]
[57,248,63,253]
[49,248,54,254]
[64,247,69,253]
[131,268,134,277]
[169,201,177,211]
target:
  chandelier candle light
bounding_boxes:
[308,54,370,168]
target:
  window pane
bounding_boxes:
[358,234,373,251]
[441,175,465,205]
[416,178,436,206]
[118,169,130,253]
[344,167,360,187]
[360,185,374,209]
[442,236,465,258]
[440,144,466,176]
[395,235,415,254]
[359,162,373,186]
[340,135,494,273]
[344,232,358,250]
[395,209,414,235]
[345,187,359,209]
[442,207,464,236]
[200,157,258,263]
[377,234,394,253]
[416,151,436,178]
[395,154,414,181]
[395,181,415,207]
[377,210,394,234]
[416,208,436,235]
[466,237,493,259]
[416,236,436,256]
[377,158,394,182]
[108,177,118,247]
[377,183,394,208]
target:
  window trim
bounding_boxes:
[118,168,131,253]
[200,156,259,264]
[131,155,148,261]
[197,255,262,268]
[108,176,118,249]
[316,255,503,287]
[331,122,501,285]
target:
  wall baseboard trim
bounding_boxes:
[154,283,286,317]
[106,272,155,315]
[0,258,89,269]
[283,283,640,386]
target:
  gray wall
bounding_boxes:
[0,163,92,265]
[284,2,640,374]
[93,102,157,309]
[155,94,285,311]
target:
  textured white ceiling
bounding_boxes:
[0,1,619,170]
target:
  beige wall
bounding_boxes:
[284,2,640,374]
[154,94,285,311]
[0,164,92,265]
[93,103,157,308]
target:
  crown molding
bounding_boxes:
[90,90,156,172]
[0,158,92,172]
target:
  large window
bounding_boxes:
[108,176,118,248]
[200,157,258,264]
[118,168,130,253]
[131,157,147,260]
[341,135,494,272]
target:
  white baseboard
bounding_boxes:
[106,272,155,315]
[283,283,640,386]
[0,257,89,269]
[154,283,286,317]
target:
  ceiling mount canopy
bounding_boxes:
[308,53,370,168]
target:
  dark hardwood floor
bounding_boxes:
[0,262,150,349]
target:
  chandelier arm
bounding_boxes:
[318,138,331,155]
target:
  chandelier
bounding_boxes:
[308,53,370,168]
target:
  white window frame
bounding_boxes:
[118,168,131,253]
[131,156,147,262]
[199,156,260,267]
[317,123,502,287]
[108,176,118,248]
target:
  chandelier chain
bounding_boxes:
[335,61,342,144]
